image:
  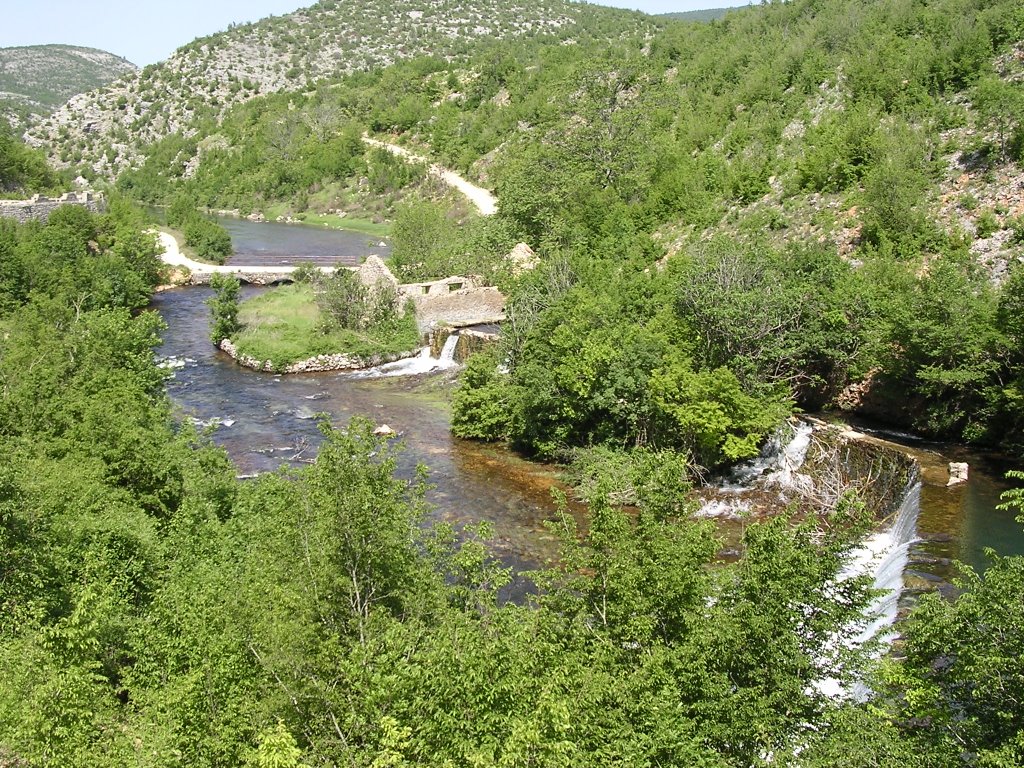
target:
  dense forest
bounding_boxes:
[0,203,1020,765]
[0,205,1020,765]
[2,0,1024,763]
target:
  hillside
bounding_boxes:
[657,6,737,22]
[0,44,135,131]
[5,0,1024,764]
[25,0,653,180]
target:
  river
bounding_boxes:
[153,282,581,584]
[153,218,1024,587]
[216,214,391,267]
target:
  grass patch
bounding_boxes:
[232,283,420,370]
[299,211,392,237]
[263,203,392,237]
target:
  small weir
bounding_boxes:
[697,420,923,699]
[816,477,921,700]
[347,332,461,379]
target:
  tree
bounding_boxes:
[207,273,241,344]
[860,123,934,254]
[973,76,1024,162]
[312,268,369,331]
[388,197,456,282]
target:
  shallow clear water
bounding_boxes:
[217,214,391,267]
[152,286,580,587]
[847,423,1024,581]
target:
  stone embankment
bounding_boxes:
[400,276,506,330]
[0,191,102,223]
[218,338,419,374]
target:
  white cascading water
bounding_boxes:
[815,479,921,700]
[724,420,815,492]
[696,420,814,518]
[696,419,921,700]
[347,332,461,379]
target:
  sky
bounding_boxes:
[1,0,751,67]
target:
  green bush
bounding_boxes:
[183,216,233,264]
[1009,215,1024,245]
[976,209,1000,239]
[206,272,241,344]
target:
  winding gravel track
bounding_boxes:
[362,136,498,216]
[157,142,498,275]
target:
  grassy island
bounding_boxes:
[230,281,420,370]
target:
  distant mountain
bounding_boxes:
[657,6,739,22]
[0,44,136,130]
[26,0,652,180]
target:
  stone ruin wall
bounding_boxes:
[368,257,505,331]
[0,192,103,223]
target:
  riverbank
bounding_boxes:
[218,337,421,374]
[261,204,392,237]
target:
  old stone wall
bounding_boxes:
[407,285,505,330]
[0,192,103,223]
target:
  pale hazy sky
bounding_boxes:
[1,0,750,67]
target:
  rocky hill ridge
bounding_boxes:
[26,0,645,180]
[0,44,135,131]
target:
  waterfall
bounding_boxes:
[815,478,921,700]
[438,332,460,365]
[696,420,815,517]
[724,420,814,491]
[695,419,921,700]
[346,332,461,379]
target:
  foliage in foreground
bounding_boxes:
[2,210,1024,767]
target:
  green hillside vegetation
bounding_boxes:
[0,123,63,196]
[5,0,1024,763]
[657,6,738,22]
[0,44,135,131]
[0,206,1023,766]
[118,0,1024,458]
[27,0,654,181]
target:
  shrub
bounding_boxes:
[207,273,241,344]
[183,216,233,264]
[976,209,1000,239]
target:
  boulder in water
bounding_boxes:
[374,424,397,437]
[947,462,969,486]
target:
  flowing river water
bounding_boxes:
[153,283,582,583]
[153,218,1024,592]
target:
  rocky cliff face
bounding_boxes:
[0,45,135,131]
[25,0,625,179]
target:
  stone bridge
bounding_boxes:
[158,230,506,331]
